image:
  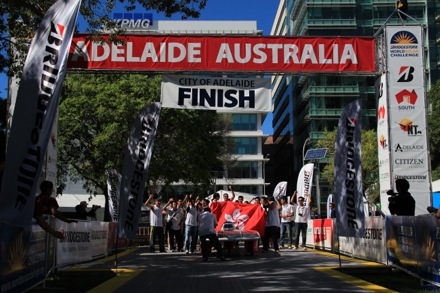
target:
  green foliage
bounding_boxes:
[58,73,228,197]
[315,128,379,203]
[0,0,207,78]
[428,79,440,181]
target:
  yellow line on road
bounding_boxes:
[87,268,142,293]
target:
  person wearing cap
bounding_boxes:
[74,200,99,220]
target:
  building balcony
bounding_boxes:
[306,0,355,6]
[307,19,356,27]
[436,10,440,23]
[437,32,440,44]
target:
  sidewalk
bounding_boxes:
[29,247,419,293]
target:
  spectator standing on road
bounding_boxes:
[184,194,199,254]
[223,185,235,202]
[279,196,294,249]
[163,199,184,252]
[198,207,226,262]
[34,180,77,239]
[294,194,311,250]
[145,194,166,253]
[262,196,281,252]
[388,178,415,216]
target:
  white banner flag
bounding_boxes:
[334,100,364,237]
[296,163,314,201]
[119,103,161,239]
[273,181,287,200]
[161,76,271,112]
[0,0,81,227]
[106,169,121,223]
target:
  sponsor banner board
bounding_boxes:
[0,221,47,293]
[68,35,376,73]
[377,74,392,214]
[90,221,109,258]
[56,221,93,265]
[386,215,418,274]
[385,25,430,215]
[161,76,271,112]
[311,219,333,250]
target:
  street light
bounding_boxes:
[263,154,270,195]
[302,137,311,166]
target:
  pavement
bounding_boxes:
[29,246,401,293]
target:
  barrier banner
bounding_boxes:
[334,100,364,237]
[56,221,92,265]
[0,221,46,293]
[414,215,440,284]
[311,219,333,250]
[161,76,271,112]
[0,0,81,227]
[386,215,418,275]
[68,35,376,73]
[119,103,161,239]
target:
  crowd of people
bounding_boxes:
[144,185,316,261]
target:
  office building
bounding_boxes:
[270,0,440,205]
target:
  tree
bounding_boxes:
[57,73,228,204]
[0,0,207,77]
[428,79,440,180]
[315,128,379,204]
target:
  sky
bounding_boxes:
[0,0,280,134]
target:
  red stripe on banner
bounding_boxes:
[68,35,376,73]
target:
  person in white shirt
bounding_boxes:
[293,194,311,250]
[183,194,199,254]
[163,199,184,252]
[198,207,226,262]
[279,196,295,249]
[145,194,166,252]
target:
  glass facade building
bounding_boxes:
[271,0,440,204]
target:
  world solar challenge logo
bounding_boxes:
[389,30,419,58]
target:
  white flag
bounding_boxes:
[106,169,121,223]
[296,163,314,202]
[273,181,287,200]
[0,0,81,227]
[119,103,161,239]
[334,100,364,237]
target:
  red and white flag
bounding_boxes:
[296,163,314,201]
[119,103,161,239]
[0,0,81,227]
[334,99,364,237]
[210,201,266,236]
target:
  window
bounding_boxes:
[231,137,258,154]
[231,114,257,131]
[228,161,258,179]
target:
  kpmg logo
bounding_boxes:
[113,13,153,29]
[389,30,419,58]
